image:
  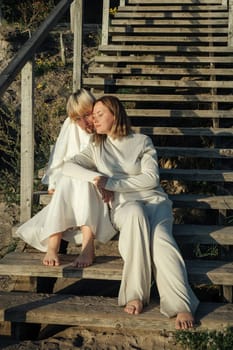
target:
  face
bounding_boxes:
[93,101,115,135]
[73,108,94,134]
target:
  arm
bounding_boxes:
[102,136,160,193]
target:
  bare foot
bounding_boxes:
[72,238,95,268]
[124,300,143,315]
[43,250,60,266]
[43,232,62,266]
[175,312,195,330]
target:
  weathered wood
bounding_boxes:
[1,252,233,285]
[114,12,228,18]
[160,169,233,182]
[111,35,227,43]
[94,54,233,64]
[228,0,233,46]
[72,0,83,91]
[89,67,233,76]
[109,26,228,33]
[102,0,110,45]
[111,19,228,25]
[118,5,227,11]
[99,44,233,53]
[1,292,233,331]
[170,194,233,210]
[128,0,223,4]
[126,109,233,118]
[156,146,233,158]
[94,93,233,103]
[20,62,34,222]
[84,77,233,89]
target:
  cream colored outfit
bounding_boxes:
[63,133,199,317]
[16,117,116,251]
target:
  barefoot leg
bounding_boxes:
[43,232,62,266]
[72,226,95,268]
[175,312,195,330]
[124,300,143,315]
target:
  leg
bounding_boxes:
[72,225,95,268]
[148,200,199,328]
[112,202,152,314]
[43,232,62,266]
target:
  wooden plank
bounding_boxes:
[1,252,233,285]
[111,19,228,26]
[117,5,227,11]
[128,0,224,5]
[94,55,233,64]
[111,35,227,43]
[160,169,233,182]
[99,44,233,53]
[84,77,233,89]
[156,146,233,158]
[1,292,233,331]
[126,109,233,118]
[89,67,233,76]
[173,224,233,245]
[170,194,233,210]
[114,12,228,18]
[131,127,233,136]
[94,93,233,103]
[109,27,228,33]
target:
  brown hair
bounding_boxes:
[66,89,95,121]
[93,95,132,144]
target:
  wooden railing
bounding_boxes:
[0,0,233,223]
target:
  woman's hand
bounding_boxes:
[94,176,114,203]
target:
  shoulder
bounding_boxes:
[130,133,153,146]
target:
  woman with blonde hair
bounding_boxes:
[62,95,199,330]
[16,89,116,267]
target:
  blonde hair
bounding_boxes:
[66,89,95,121]
[93,95,132,145]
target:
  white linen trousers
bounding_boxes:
[63,133,200,318]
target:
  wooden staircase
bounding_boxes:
[1,0,233,341]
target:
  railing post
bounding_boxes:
[222,0,228,7]
[102,0,110,45]
[228,0,233,46]
[20,61,34,222]
[120,0,126,6]
[71,0,83,91]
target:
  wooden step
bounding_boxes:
[126,109,233,118]
[109,27,228,34]
[1,251,233,285]
[117,5,227,12]
[156,146,233,158]
[94,55,233,64]
[160,169,233,182]
[114,12,228,19]
[84,77,233,89]
[0,291,232,331]
[128,0,223,5]
[93,93,233,104]
[111,19,228,26]
[99,45,233,53]
[89,67,233,76]
[111,35,227,43]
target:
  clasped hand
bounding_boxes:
[94,176,114,203]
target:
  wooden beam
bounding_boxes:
[72,0,83,91]
[228,0,233,46]
[102,0,110,45]
[20,61,34,222]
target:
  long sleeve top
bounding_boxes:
[42,117,92,191]
[62,133,168,208]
